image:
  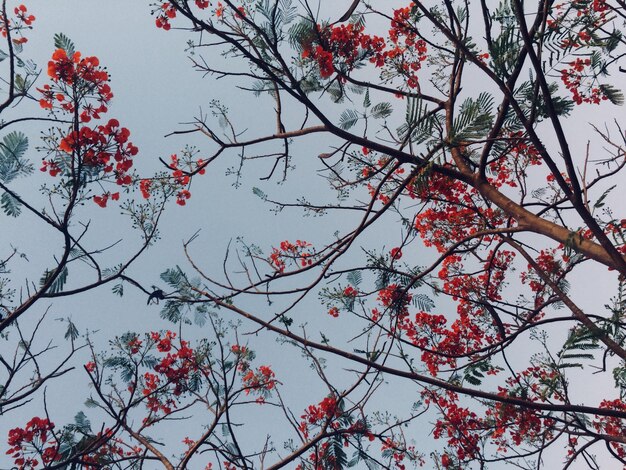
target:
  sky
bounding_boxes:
[0,0,384,465]
[0,1,624,469]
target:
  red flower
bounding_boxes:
[127,336,142,354]
[176,189,191,206]
[140,179,152,199]
[93,194,108,208]
[343,286,358,297]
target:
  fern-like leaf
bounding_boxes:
[54,32,75,55]
[339,109,360,130]
[1,192,22,217]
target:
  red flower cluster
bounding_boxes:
[155,2,177,30]
[56,118,137,178]
[560,58,608,105]
[38,47,138,207]
[390,247,403,260]
[300,5,427,86]
[241,365,276,398]
[593,399,626,458]
[298,396,340,439]
[343,285,358,297]
[150,331,198,396]
[294,441,336,470]
[231,343,250,357]
[380,437,418,470]
[176,189,191,206]
[154,1,210,30]
[127,335,143,354]
[429,391,482,462]
[375,249,513,376]
[139,179,152,199]
[543,0,615,106]
[39,160,60,177]
[488,132,542,188]
[520,248,567,307]
[302,23,384,78]
[132,332,200,418]
[488,366,558,448]
[152,330,176,352]
[93,191,119,208]
[422,366,560,466]
[78,434,141,470]
[42,48,111,112]
[230,344,276,401]
[149,153,207,206]
[14,4,35,25]
[384,3,427,88]
[7,417,60,469]
[49,49,103,84]
[0,4,35,45]
[269,239,313,273]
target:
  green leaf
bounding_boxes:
[112,282,124,297]
[346,271,362,287]
[252,187,267,200]
[557,362,584,369]
[0,131,30,174]
[160,266,186,288]
[489,23,520,79]
[464,374,482,385]
[54,32,76,55]
[600,84,624,106]
[363,89,371,108]
[451,92,494,143]
[329,435,348,469]
[84,397,99,408]
[0,50,7,62]
[594,185,616,209]
[103,355,135,382]
[160,300,184,323]
[64,318,79,341]
[327,82,346,103]
[14,74,25,92]
[339,109,360,130]
[288,19,315,51]
[40,266,68,294]
[397,97,437,144]
[371,102,392,119]
[73,411,92,433]
[1,192,22,217]
[194,306,208,326]
[412,293,435,312]
[604,29,622,54]
[560,353,595,360]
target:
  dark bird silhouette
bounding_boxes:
[147,286,165,305]
[338,0,362,22]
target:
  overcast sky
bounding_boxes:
[1,2,623,468]
[0,1,380,464]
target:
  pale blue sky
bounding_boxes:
[0,2,623,468]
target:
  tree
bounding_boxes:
[2,0,626,469]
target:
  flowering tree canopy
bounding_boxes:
[2,0,626,469]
